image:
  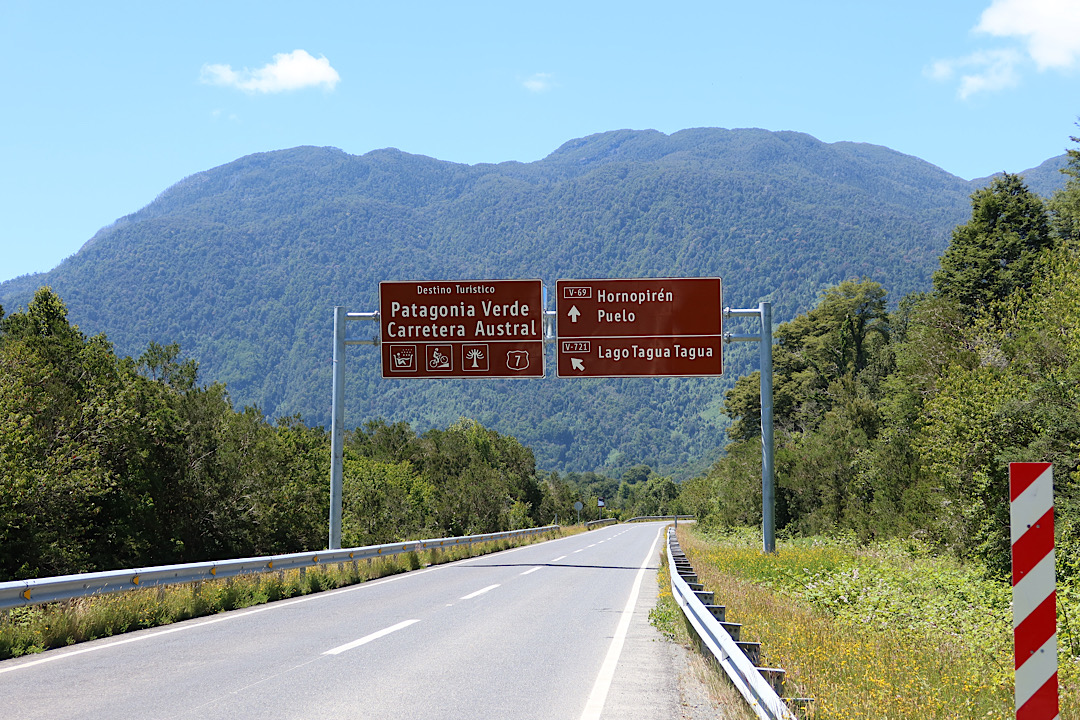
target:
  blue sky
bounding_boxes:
[2,0,1079,284]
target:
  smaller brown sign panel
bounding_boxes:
[556,337,723,377]
[556,277,723,378]
[380,280,544,378]
[556,278,722,338]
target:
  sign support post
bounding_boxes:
[760,302,775,555]
[724,302,775,554]
[329,307,346,550]
[327,308,379,550]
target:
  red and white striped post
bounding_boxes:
[1009,462,1059,720]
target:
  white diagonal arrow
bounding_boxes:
[568,306,581,322]
[571,358,585,371]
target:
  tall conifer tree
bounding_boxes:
[933,173,1052,311]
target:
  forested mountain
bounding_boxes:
[0,128,1067,474]
[973,153,1068,198]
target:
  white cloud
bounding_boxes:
[977,0,1080,70]
[522,73,555,93]
[210,109,240,123]
[930,0,1080,98]
[927,48,1024,99]
[201,50,340,93]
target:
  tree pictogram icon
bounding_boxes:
[465,347,485,368]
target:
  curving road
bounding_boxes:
[0,522,718,719]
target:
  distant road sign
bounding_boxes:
[380,280,544,378]
[555,278,722,377]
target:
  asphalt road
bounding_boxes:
[0,522,716,719]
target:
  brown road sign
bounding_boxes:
[556,336,723,377]
[380,280,544,378]
[556,278,722,377]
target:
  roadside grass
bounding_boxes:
[674,525,1079,719]
[0,527,572,661]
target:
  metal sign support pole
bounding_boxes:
[759,302,775,554]
[329,307,346,550]
[328,308,379,550]
[724,302,775,553]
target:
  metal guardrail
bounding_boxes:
[584,518,618,529]
[666,528,796,720]
[624,515,694,523]
[0,526,559,610]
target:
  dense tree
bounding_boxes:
[1049,126,1080,241]
[933,173,1053,312]
[0,292,554,580]
[1,288,157,575]
[693,142,1080,574]
[341,456,432,546]
[917,244,1080,573]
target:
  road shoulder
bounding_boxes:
[598,545,725,720]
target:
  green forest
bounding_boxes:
[6,128,1061,476]
[688,141,1080,581]
[1,129,1078,585]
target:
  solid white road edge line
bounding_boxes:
[460,584,500,600]
[323,619,421,656]
[579,525,663,720]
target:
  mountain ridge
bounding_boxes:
[1,127,1069,475]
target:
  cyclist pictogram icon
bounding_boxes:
[426,345,453,371]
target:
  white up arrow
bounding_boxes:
[568,306,581,322]
[571,358,585,371]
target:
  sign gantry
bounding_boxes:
[329,277,781,556]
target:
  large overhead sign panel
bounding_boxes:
[380,280,545,378]
[555,277,723,377]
